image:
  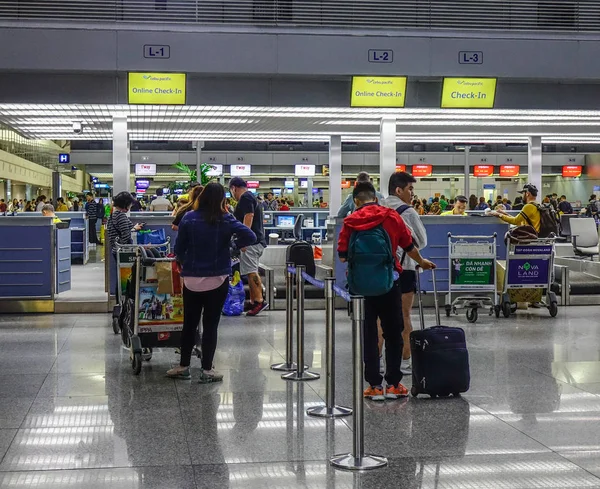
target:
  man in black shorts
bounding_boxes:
[383,172,428,373]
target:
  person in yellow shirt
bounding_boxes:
[41,204,62,224]
[440,195,468,216]
[55,197,69,212]
[490,184,541,233]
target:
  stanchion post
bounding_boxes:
[272,262,298,371]
[330,295,387,471]
[282,265,320,382]
[307,278,352,418]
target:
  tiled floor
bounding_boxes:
[1,307,600,488]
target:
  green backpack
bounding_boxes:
[347,225,394,297]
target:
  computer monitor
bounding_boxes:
[277,215,296,228]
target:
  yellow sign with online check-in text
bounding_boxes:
[351,76,407,108]
[441,78,497,109]
[128,73,187,105]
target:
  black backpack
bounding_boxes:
[525,203,558,238]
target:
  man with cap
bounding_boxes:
[229,177,269,316]
[491,183,541,233]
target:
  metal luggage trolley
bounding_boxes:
[445,233,499,323]
[500,236,558,318]
[115,240,184,374]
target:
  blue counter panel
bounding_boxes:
[0,225,53,298]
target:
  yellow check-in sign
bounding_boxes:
[351,76,407,108]
[128,73,186,105]
[441,78,497,108]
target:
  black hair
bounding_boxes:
[456,195,468,203]
[388,172,417,196]
[352,182,377,202]
[356,171,371,183]
[156,188,164,196]
[113,191,134,209]
[560,195,567,200]
[194,182,226,224]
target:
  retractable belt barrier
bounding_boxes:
[278,263,387,471]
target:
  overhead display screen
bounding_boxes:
[351,76,407,108]
[135,163,156,176]
[412,165,433,177]
[441,78,497,109]
[500,165,520,177]
[128,72,186,105]
[562,165,582,177]
[473,165,494,177]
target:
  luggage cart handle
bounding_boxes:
[448,233,497,239]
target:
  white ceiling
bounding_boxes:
[4,104,600,143]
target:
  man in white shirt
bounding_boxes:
[383,172,428,373]
[149,188,173,212]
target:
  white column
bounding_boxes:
[379,118,396,197]
[528,136,542,194]
[195,140,204,183]
[112,116,130,196]
[328,135,342,215]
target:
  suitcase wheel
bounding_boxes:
[502,302,511,318]
[410,386,419,397]
[466,308,478,323]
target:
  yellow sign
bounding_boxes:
[351,76,407,108]
[441,78,497,108]
[128,72,186,105]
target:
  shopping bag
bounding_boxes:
[222,272,245,316]
[156,261,182,295]
[137,229,167,245]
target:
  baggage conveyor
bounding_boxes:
[553,257,600,306]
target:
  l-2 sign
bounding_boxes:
[368,50,393,63]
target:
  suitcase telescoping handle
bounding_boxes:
[415,266,441,330]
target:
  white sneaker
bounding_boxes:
[401,359,412,374]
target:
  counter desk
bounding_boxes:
[0,216,72,312]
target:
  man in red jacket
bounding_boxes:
[338,182,435,401]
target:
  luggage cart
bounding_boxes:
[445,233,499,323]
[116,243,184,374]
[500,237,558,318]
[112,238,171,335]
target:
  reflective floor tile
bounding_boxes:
[0,465,196,489]
[0,430,16,461]
[0,398,35,429]
[0,375,47,399]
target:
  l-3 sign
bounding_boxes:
[351,76,407,108]
[441,78,497,109]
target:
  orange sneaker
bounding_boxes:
[385,383,409,399]
[363,385,385,401]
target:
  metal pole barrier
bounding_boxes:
[307,278,352,418]
[330,296,387,471]
[282,265,320,381]
[272,262,298,371]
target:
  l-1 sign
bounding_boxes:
[231,164,251,177]
[562,165,582,177]
[351,76,407,108]
[135,163,156,176]
[473,165,494,177]
[412,165,432,177]
[441,78,497,109]
[500,165,520,177]
[295,164,316,177]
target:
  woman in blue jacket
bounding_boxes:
[168,183,256,383]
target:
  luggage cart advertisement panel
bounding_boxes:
[451,258,495,287]
[507,258,550,288]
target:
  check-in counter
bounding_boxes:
[331,214,510,294]
[0,216,72,312]
[56,212,89,264]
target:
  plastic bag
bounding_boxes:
[137,229,167,245]
[222,271,245,316]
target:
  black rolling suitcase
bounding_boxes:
[410,268,470,398]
